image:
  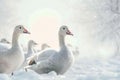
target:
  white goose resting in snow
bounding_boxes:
[25,25,74,75]
[0,25,30,74]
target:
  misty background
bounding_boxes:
[1,0,120,80]
[0,0,120,59]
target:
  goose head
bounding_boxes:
[0,38,10,44]
[59,25,73,37]
[12,25,30,46]
[14,25,30,35]
[41,43,50,50]
[28,40,38,47]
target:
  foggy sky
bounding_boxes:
[0,0,120,59]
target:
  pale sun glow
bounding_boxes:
[28,9,62,49]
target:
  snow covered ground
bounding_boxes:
[0,56,120,80]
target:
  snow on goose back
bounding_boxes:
[26,25,74,75]
[0,25,30,74]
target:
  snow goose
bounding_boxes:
[0,25,30,74]
[25,40,37,59]
[0,38,10,44]
[67,44,80,58]
[25,25,74,75]
[0,38,11,52]
[28,44,80,63]
[26,43,51,62]
[22,40,38,67]
[0,43,11,52]
[41,43,50,50]
[33,43,50,53]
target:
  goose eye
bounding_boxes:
[63,28,65,30]
[19,27,22,29]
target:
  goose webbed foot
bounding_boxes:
[29,60,36,65]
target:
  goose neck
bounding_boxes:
[28,44,34,54]
[12,31,20,47]
[59,35,66,48]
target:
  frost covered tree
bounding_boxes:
[110,0,120,14]
[96,0,120,56]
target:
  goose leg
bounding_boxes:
[10,72,14,76]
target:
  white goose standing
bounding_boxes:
[26,25,74,75]
[0,25,30,74]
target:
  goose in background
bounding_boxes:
[25,40,38,59]
[41,43,50,50]
[0,38,11,52]
[67,44,80,58]
[26,43,51,61]
[21,40,38,67]
[0,38,10,44]
[34,43,50,53]
[25,25,74,75]
[0,25,30,74]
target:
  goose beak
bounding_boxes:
[34,42,38,45]
[7,41,10,44]
[47,45,50,47]
[23,28,30,34]
[66,30,73,36]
